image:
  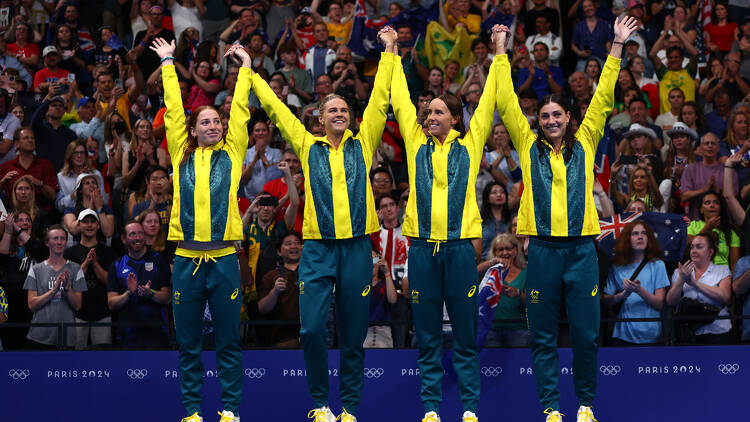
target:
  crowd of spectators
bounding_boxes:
[0,0,750,351]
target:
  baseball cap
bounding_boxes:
[77,96,95,109]
[77,208,100,222]
[42,45,59,57]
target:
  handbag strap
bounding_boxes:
[629,257,649,281]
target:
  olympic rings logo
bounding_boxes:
[480,367,502,377]
[599,365,621,376]
[126,369,148,380]
[8,369,30,380]
[244,368,266,379]
[364,368,384,378]
[717,364,739,375]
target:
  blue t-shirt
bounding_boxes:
[605,259,670,344]
[515,66,564,99]
[733,256,750,342]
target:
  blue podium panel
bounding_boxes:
[1,347,746,421]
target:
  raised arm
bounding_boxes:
[493,26,532,152]
[224,44,253,156]
[150,38,187,160]
[251,72,309,155]
[577,16,638,150]
[465,54,501,153]
[391,53,425,151]
[358,27,396,155]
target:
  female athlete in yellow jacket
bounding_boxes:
[493,17,639,422]
[151,38,252,422]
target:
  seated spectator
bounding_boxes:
[92,25,127,68]
[612,124,664,201]
[603,221,668,345]
[525,15,562,67]
[704,1,738,54]
[704,52,750,106]
[655,88,685,131]
[0,212,47,349]
[0,129,58,211]
[483,123,521,191]
[443,59,461,94]
[0,88,23,166]
[56,140,107,213]
[130,166,171,229]
[364,249,398,348]
[731,253,750,342]
[268,72,302,113]
[107,221,171,349]
[330,59,366,116]
[9,176,58,238]
[571,0,612,72]
[705,89,733,139]
[185,60,220,110]
[123,120,169,212]
[256,231,303,348]
[681,133,738,219]
[69,98,105,156]
[479,182,510,260]
[247,32,275,77]
[660,123,699,213]
[615,165,665,212]
[584,57,601,86]
[56,3,96,53]
[480,234,529,348]
[33,46,71,94]
[7,21,40,72]
[277,44,313,103]
[24,225,86,349]
[734,17,750,80]
[53,23,92,90]
[678,101,705,138]
[425,66,446,98]
[613,98,664,148]
[103,111,131,190]
[667,232,733,344]
[135,209,170,255]
[63,173,115,239]
[718,111,750,181]
[94,68,145,131]
[440,0,481,34]
[566,71,594,118]
[311,0,354,44]
[10,105,26,127]
[30,92,77,171]
[63,209,116,350]
[516,42,564,99]
[242,120,282,200]
[262,149,304,234]
[371,167,394,201]
[687,191,740,269]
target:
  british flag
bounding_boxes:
[594,125,616,193]
[476,263,508,348]
[596,212,643,243]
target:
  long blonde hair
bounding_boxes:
[60,139,91,177]
[489,233,527,269]
[12,176,38,221]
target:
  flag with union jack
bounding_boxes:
[476,263,509,348]
[347,0,388,59]
[594,125,616,194]
[597,212,688,262]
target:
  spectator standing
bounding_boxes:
[516,42,564,99]
[64,209,116,349]
[681,133,738,219]
[32,46,70,94]
[704,89,733,139]
[525,15,563,67]
[365,250,398,348]
[571,0,612,72]
[69,98,105,155]
[480,182,511,259]
[262,149,305,234]
[704,2,739,54]
[602,221,668,345]
[107,220,171,349]
[202,0,232,42]
[650,46,697,114]
[131,166,172,227]
[303,22,336,82]
[0,128,58,211]
[30,92,77,171]
[132,5,176,80]
[167,0,204,41]
[257,231,303,348]
[24,225,86,349]
[0,88,23,165]
[62,173,115,240]
[56,140,107,213]
[524,0,561,37]
[0,37,33,90]
[687,191,741,269]
[705,53,750,106]
[241,120,282,200]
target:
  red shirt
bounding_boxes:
[7,42,39,59]
[704,22,738,52]
[33,68,71,89]
[0,155,58,208]
[262,177,304,234]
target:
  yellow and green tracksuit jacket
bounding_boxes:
[495,54,621,237]
[162,65,252,250]
[251,52,395,240]
[391,55,501,241]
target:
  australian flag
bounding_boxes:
[477,263,509,348]
[347,0,388,59]
[594,125,616,194]
[597,212,688,262]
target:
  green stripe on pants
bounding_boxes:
[526,237,600,411]
[298,236,372,414]
[173,254,243,415]
[408,239,480,413]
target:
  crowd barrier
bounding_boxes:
[1,346,747,421]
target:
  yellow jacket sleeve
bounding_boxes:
[495,54,533,153]
[465,55,501,157]
[358,52,394,157]
[251,72,309,156]
[225,67,253,163]
[391,55,426,154]
[576,55,621,150]
[162,65,187,163]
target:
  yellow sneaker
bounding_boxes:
[576,406,597,422]
[422,411,441,422]
[462,411,478,422]
[545,408,564,422]
[180,412,203,422]
[337,409,357,422]
[218,410,240,422]
[307,407,336,422]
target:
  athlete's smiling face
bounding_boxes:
[191,108,223,147]
[538,101,570,144]
[319,97,350,137]
[426,98,458,140]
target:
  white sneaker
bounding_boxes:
[422,411,441,422]
[462,411,478,422]
[544,408,564,422]
[576,406,596,422]
[307,406,336,422]
[217,410,239,422]
[181,412,202,422]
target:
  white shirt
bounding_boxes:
[525,31,563,66]
[670,263,732,335]
[170,2,203,41]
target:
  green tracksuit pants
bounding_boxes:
[173,254,243,415]
[408,239,480,414]
[298,236,372,414]
[526,237,600,411]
